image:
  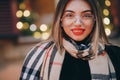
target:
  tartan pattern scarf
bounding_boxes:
[20,39,116,80]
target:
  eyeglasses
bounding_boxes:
[61,12,95,23]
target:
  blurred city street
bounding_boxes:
[0,40,36,80]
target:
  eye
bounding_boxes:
[82,14,94,18]
[63,13,74,18]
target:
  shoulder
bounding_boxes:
[25,40,55,59]
[20,40,55,79]
[105,44,120,60]
[105,44,120,78]
[105,44,120,53]
[22,40,55,68]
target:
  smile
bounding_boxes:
[71,28,85,35]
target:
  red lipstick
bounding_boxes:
[71,27,85,35]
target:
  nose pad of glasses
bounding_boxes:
[74,17,82,24]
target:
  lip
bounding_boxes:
[71,27,85,35]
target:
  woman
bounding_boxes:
[20,0,120,80]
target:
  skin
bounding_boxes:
[61,0,95,41]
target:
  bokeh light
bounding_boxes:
[16,21,23,29]
[103,9,109,16]
[23,22,29,30]
[19,3,26,10]
[105,0,111,7]
[23,10,30,17]
[103,17,110,25]
[33,31,41,39]
[16,10,23,18]
[41,32,50,40]
[30,24,37,31]
[40,24,48,32]
[105,28,111,36]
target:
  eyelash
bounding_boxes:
[63,13,93,18]
[64,13,74,17]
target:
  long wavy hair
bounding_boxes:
[47,0,109,53]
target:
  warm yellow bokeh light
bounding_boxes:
[105,0,111,7]
[16,10,23,18]
[105,28,111,36]
[33,32,41,39]
[41,32,50,40]
[23,22,29,30]
[23,10,30,17]
[16,22,23,29]
[19,3,26,10]
[103,9,109,16]
[103,17,110,25]
[40,24,48,32]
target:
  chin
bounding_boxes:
[72,38,85,42]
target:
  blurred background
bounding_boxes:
[0,0,120,80]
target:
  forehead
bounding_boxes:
[64,0,92,12]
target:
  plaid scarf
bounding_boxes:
[20,39,116,80]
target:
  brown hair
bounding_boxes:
[47,0,109,53]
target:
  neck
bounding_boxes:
[63,32,91,46]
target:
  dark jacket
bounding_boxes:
[105,45,120,80]
[60,45,120,80]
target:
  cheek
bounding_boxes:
[85,27,93,34]
[84,23,94,34]
[62,21,73,32]
[62,21,72,27]
[62,26,70,34]
[84,21,94,28]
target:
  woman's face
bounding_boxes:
[61,0,95,41]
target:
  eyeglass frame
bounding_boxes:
[61,10,95,23]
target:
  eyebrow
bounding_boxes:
[64,10,93,13]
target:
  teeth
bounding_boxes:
[73,30,82,32]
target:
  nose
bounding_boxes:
[74,16,82,26]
